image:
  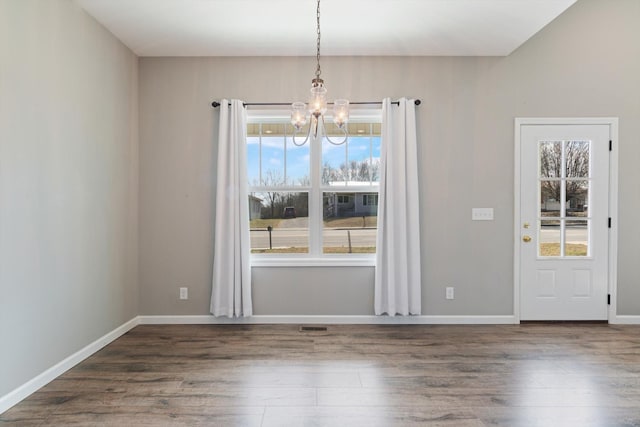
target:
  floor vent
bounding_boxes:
[299,326,328,332]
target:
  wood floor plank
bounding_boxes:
[2,323,640,426]
[262,406,485,427]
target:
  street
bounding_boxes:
[251,227,376,249]
[540,226,588,244]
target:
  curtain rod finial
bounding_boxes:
[414,99,421,106]
[212,101,220,108]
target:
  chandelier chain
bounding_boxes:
[290,0,349,146]
[315,0,321,81]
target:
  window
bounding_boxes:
[362,194,378,206]
[538,140,590,257]
[246,110,381,263]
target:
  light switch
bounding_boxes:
[472,208,494,221]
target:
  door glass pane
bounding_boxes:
[540,181,561,217]
[539,219,561,256]
[323,192,377,253]
[539,141,562,178]
[565,140,590,178]
[565,220,588,256]
[537,140,592,258]
[566,180,589,217]
[249,192,308,253]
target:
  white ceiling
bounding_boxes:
[75,0,577,57]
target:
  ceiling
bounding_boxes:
[75,0,578,57]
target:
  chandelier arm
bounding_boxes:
[291,123,313,147]
[324,131,348,146]
[320,115,348,146]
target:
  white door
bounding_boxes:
[519,123,610,320]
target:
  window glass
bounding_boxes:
[565,141,589,178]
[285,133,310,186]
[566,180,589,218]
[540,180,561,217]
[322,134,380,186]
[246,124,310,187]
[249,192,308,254]
[565,219,588,257]
[248,113,381,258]
[260,136,285,186]
[539,219,561,257]
[323,192,378,254]
[539,141,561,178]
[537,140,592,258]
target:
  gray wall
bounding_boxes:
[1,0,638,400]
[139,0,640,317]
[0,0,139,396]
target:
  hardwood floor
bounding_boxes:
[2,323,640,426]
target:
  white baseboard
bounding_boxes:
[138,314,518,325]
[0,317,139,414]
[610,315,640,324]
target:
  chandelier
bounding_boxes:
[291,0,349,146]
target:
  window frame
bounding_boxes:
[247,108,381,267]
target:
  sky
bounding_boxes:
[247,135,381,187]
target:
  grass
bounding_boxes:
[249,218,282,228]
[325,247,375,254]
[251,247,307,254]
[539,243,587,256]
[250,216,378,229]
[251,246,375,254]
[323,216,377,228]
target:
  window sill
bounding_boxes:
[251,255,376,268]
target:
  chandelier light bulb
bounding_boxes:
[309,83,327,118]
[333,99,349,129]
[291,102,308,130]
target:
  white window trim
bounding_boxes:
[251,256,376,267]
[247,108,381,267]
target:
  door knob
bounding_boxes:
[522,235,532,243]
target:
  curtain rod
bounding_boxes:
[211,100,421,108]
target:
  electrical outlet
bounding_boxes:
[179,287,188,300]
[446,287,454,300]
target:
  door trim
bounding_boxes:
[514,118,618,323]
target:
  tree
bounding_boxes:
[540,141,589,211]
[256,169,284,219]
[252,170,310,219]
[321,158,380,185]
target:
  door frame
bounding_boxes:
[514,118,619,323]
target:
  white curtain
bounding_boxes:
[210,99,252,317]
[375,98,421,316]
